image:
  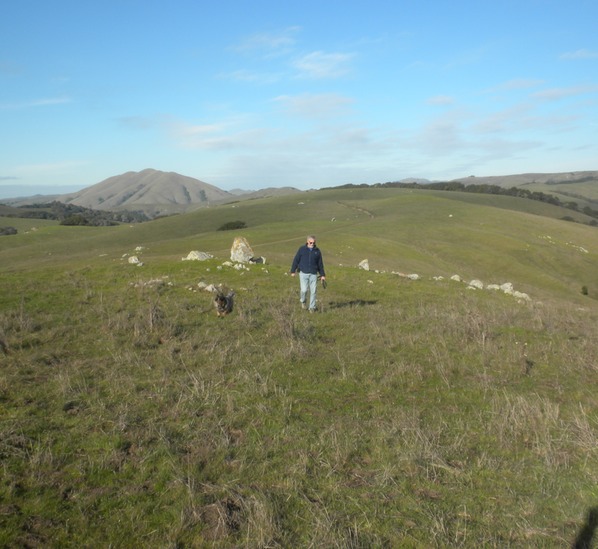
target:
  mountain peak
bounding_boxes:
[60,169,233,215]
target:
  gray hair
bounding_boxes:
[306,234,316,242]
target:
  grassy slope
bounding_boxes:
[517,180,598,209]
[1,188,598,547]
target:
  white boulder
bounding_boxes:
[183,251,213,261]
[230,237,254,263]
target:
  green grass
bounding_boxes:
[1,188,598,546]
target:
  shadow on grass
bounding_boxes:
[573,506,598,549]
[327,300,378,309]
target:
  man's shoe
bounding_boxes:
[309,308,315,313]
[301,302,307,310]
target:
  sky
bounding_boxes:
[1,0,597,198]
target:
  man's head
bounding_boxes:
[306,235,316,247]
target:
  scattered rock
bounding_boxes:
[359,259,370,271]
[230,237,254,263]
[183,251,213,261]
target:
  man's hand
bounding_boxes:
[291,272,296,277]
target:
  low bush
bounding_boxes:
[218,220,247,231]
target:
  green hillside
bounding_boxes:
[2,187,596,301]
[1,188,597,546]
[519,179,598,210]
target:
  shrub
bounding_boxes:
[60,214,89,226]
[218,220,247,231]
[0,226,17,235]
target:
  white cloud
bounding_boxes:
[559,49,598,60]
[216,68,282,84]
[426,95,454,105]
[474,104,532,133]
[532,85,598,101]
[12,161,85,175]
[232,27,300,57]
[273,93,354,118]
[292,51,355,79]
[166,117,269,151]
[119,116,157,130]
[0,96,72,110]
[486,79,545,92]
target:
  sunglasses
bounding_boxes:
[307,241,315,245]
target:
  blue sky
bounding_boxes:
[1,0,597,198]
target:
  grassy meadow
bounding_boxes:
[1,187,598,547]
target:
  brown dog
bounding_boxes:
[214,290,235,317]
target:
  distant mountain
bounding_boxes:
[450,170,598,209]
[399,177,432,184]
[228,187,303,200]
[56,169,233,216]
[451,170,598,187]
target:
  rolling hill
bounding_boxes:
[1,186,597,546]
[57,168,234,216]
[451,170,598,209]
[2,186,597,303]
[2,169,304,218]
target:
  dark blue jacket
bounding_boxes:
[290,245,325,276]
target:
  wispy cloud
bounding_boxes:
[166,117,268,151]
[426,95,454,106]
[232,27,300,57]
[532,85,598,101]
[0,96,72,110]
[0,60,22,75]
[216,68,283,84]
[486,79,545,92]
[0,176,19,181]
[13,161,85,175]
[274,93,354,118]
[474,103,578,134]
[118,116,157,130]
[559,49,598,60]
[292,51,355,79]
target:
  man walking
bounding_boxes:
[290,235,326,312]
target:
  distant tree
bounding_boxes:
[61,214,89,226]
[217,220,247,231]
[0,226,17,235]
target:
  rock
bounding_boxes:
[359,259,370,271]
[230,237,254,263]
[128,256,143,266]
[468,279,484,290]
[450,275,462,282]
[513,291,531,301]
[183,251,213,261]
